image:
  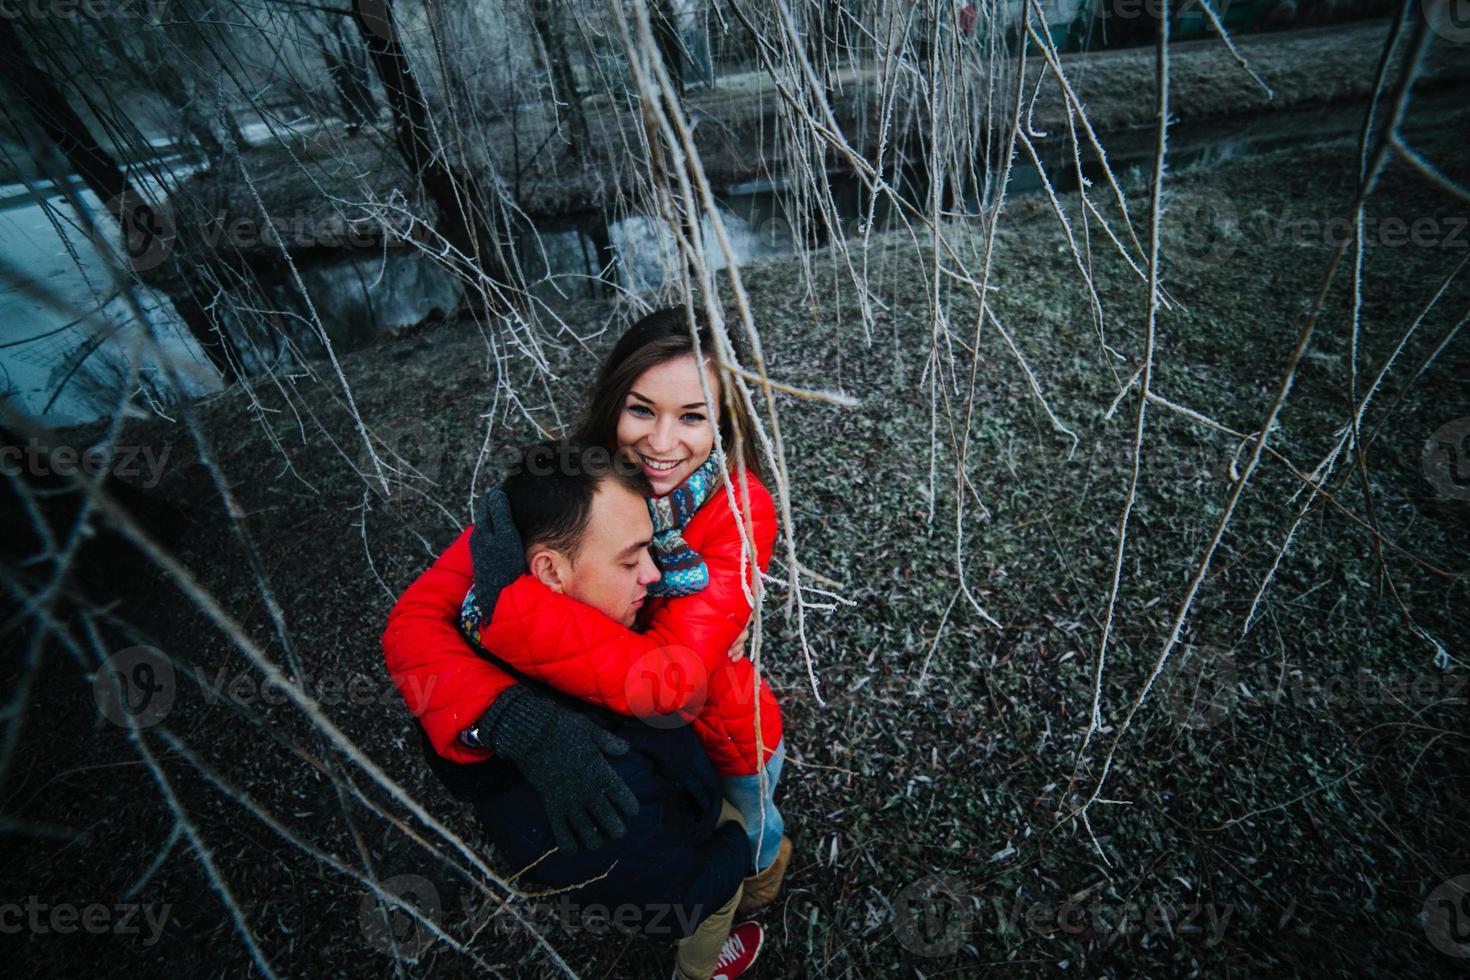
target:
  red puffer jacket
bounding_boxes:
[383,470,784,776]
[382,527,516,764]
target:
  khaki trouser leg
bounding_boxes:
[674,800,747,980]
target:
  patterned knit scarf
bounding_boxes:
[645,452,724,597]
[459,588,486,645]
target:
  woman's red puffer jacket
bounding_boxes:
[383,470,784,777]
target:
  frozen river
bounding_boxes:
[0,165,219,429]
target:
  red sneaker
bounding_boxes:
[711,920,763,979]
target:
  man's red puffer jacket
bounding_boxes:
[382,469,784,777]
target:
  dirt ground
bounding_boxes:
[4,65,1468,980]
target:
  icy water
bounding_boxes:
[0,171,219,427]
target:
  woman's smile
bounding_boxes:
[633,448,695,492]
[638,453,686,473]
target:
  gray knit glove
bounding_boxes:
[473,685,641,854]
[469,486,525,619]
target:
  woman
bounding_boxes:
[462,307,791,898]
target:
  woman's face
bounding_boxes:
[615,352,720,497]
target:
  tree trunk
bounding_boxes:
[527,0,588,154]
[650,0,687,99]
[582,209,615,297]
[353,0,517,313]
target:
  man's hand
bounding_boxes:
[728,624,751,662]
[471,685,640,854]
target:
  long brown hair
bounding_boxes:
[575,307,765,482]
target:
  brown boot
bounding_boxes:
[736,835,793,915]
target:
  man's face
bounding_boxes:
[532,481,661,627]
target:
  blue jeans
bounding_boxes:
[721,738,786,872]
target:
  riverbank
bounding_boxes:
[174,19,1468,229]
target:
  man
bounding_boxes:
[383,441,763,980]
